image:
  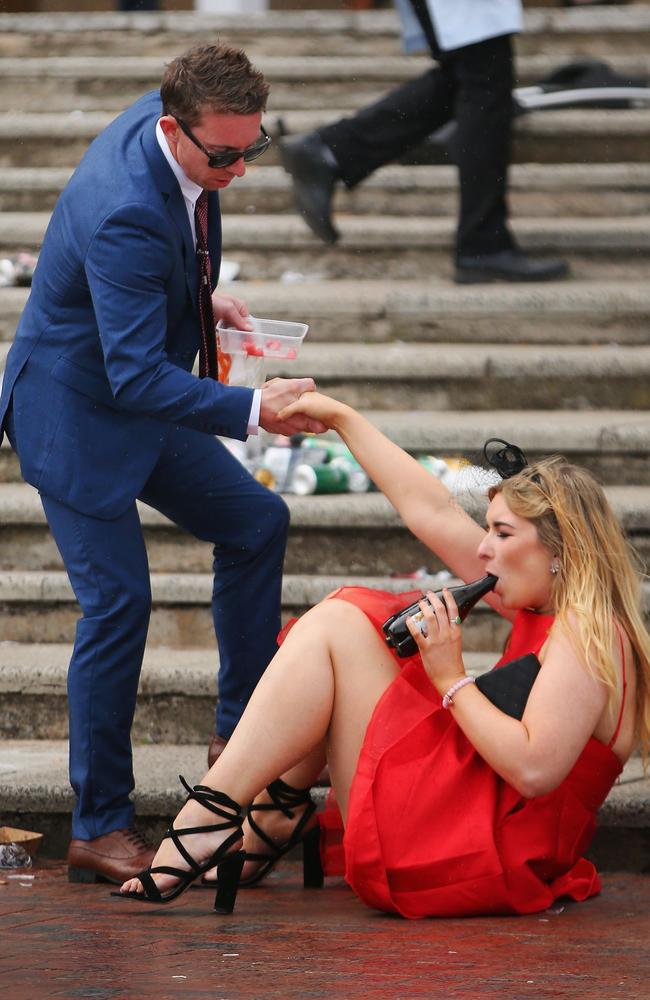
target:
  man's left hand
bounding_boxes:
[212,291,253,331]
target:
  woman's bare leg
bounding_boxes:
[120,598,399,893]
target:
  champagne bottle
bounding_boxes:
[382,574,498,658]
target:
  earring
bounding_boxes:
[550,563,559,575]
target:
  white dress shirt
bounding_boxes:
[156,121,261,435]
[423,0,522,52]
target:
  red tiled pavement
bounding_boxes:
[0,861,648,1000]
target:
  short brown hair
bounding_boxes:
[160,42,269,123]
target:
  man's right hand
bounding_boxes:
[259,378,327,436]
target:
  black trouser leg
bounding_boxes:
[317,68,455,189]
[446,33,515,256]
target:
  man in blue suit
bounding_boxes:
[0,43,324,884]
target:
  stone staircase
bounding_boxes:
[0,7,648,869]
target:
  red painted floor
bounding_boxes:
[0,862,648,999]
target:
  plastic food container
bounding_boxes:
[217,316,308,387]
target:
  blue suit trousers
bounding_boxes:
[36,423,288,839]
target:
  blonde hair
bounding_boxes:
[490,455,650,759]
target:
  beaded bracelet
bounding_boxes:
[442,676,475,709]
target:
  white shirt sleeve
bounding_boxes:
[247,388,262,436]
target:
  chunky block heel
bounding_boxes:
[302,824,324,889]
[68,865,102,884]
[239,777,321,888]
[214,850,246,914]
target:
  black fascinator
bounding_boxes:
[483,438,528,480]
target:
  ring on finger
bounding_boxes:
[450,615,462,626]
[411,611,428,638]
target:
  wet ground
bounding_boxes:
[1,862,649,999]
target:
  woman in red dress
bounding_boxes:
[117,393,650,918]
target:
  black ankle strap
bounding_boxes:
[266,778,313,819]
[179,775,243,820]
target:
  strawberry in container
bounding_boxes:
[216,316,308,388]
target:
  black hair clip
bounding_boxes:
[483,438,528,480]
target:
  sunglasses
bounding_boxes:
[175,117,271,168]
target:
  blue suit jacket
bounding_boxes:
[0,91,254,519]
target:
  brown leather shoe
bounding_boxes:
[207,733,228,769]
[67,827,155,885]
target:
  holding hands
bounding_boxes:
[277,390,348,430]
[260,378,328,436]
[406,589,467,697]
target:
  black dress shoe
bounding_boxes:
[455,249,570,284]
[208,732,228,769]
[279,132,340,244]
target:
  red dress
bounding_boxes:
[293,586,625,919]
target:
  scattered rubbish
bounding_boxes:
[221,437,502,499]
[280,270,324,284]
[219,258,241,282]
[0,844,32,869]
[292,462,349,495]
[418,455,501,498]
[0,252,37,287]
[0,826,43,868]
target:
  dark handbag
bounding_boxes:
[474,653,542,720]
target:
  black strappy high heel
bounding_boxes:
[111,776,245,913]
[201,777,323,890]
[240,777,323,888]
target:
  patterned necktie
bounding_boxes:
[194,190,218,379]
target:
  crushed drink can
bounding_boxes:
[330,456,370,493]
[291,463,349,495]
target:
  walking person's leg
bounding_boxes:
[451,34,569,282]
[281,67,455,242]
[448,34,515,258]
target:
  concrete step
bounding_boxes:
[1,738,646,865]
[0,568,523,650]
[2,213,650,281]
[1,339,649,411]
[0,638,499,742]
[3,163,650,218]
[1,409,648,485]
[1,53,649,113]
[1,107,648,168]
[0,480,647,576]
[263,341,650,410]
[3,279,650,346]
[0,559,647,649]
[1,7,649,58]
